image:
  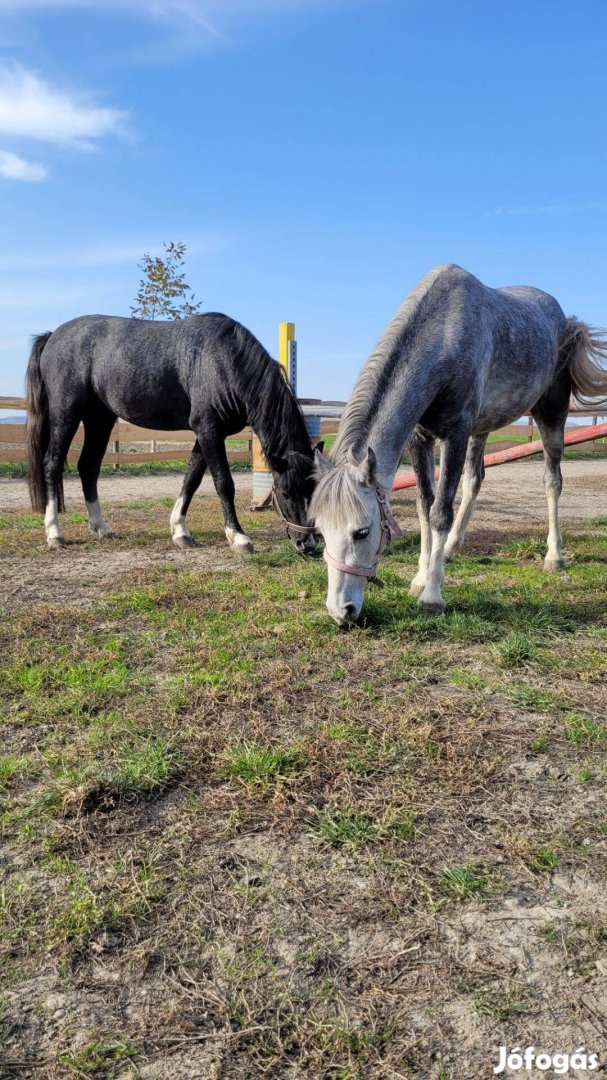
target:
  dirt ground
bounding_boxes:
[1,461,605,612]
[1,461,606,1080]
[2,459,606,516]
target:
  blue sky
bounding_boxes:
[1,0,606,408]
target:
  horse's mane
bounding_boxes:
[231,322,312,466]
[309,466,366,530]
[331,265,453,463]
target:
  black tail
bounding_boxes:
[26,332,60,513]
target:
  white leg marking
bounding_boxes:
[419,529,448,612]
[45,497,64,547]
[544,481,564,570]
[445,475,479,561]
[170,495,194,545]
[86,499,115,539]
[409,507,432,596]
[225,526,254,553]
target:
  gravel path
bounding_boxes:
[1,460,605,521]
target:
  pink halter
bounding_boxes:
[323,483,403,589]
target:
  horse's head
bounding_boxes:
[310,446,391,624]
[271,444,323,552]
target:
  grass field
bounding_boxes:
[1,499,606,1079]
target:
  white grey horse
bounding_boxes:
[310,264,607,625]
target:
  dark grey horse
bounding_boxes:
[310,264,607,624]
[26,314,319,552]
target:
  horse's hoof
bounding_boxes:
[408,581,425,597]
[231,539,254,554]
[47,536,66,550]
[95,530,116,540]
[543,557,565,573]
[418,599,445,616]
[173,534,195,549]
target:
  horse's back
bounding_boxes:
[39,314,206,428]
[415,268,568,431]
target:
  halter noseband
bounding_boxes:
[250,483,316,542]
[323,483,403,589]
[270,488,317,542]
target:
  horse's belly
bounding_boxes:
[98,374,191,431]
[473,377,549,433]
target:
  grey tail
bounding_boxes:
[25,332,60,513]
[559,317,607,408]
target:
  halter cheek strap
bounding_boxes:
[323,483,403,589]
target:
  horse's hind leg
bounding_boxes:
[444,433,488,562]
[531,374,570,572]
[43,409,81,549]
[408,429,436,597]
[78,408,117,538]
[418,421,471,614]
[170,441,207,548]
[196,427,254,553]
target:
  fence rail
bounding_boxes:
[1,397,605,467]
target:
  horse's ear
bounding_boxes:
[314,446,333,479]
[314,440,325,455]
[353,446,377,487]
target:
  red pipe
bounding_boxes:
[392,421,607,491]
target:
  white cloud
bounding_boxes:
[0,148,47,180]
[0,62,127,149]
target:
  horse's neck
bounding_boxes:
[248,372,309,465]
[336,357,434,487]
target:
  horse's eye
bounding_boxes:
[353,527,370,541]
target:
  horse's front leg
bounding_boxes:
[444,432,488,561]
[419,424,470,614]
[197,429,254,553]
[407,430,436,597]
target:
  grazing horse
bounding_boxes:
[310,264,607,625]
[26,314,319,552]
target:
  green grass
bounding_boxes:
[529,846,560,873]
[438,864,488,900]
[562,713,607,748]
[224,742,305,788]
[473,985,533,1021]
[493,631,541,668]
[314,809,380,847]
[60,1034,138,1075]
[507,685,563,712]
[0,755,30,790]
[32,736,183,818]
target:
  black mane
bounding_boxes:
[230,321,313,468]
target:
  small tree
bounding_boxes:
[131,241,202,319]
